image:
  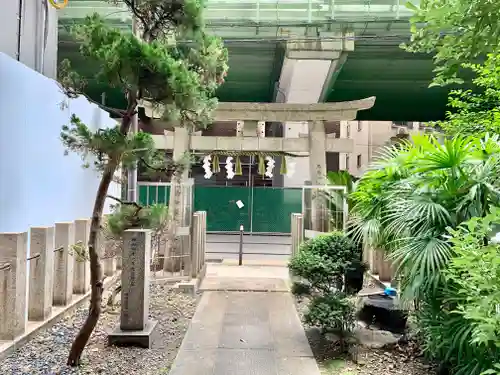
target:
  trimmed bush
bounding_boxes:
[289,232,363,344]
[289,231,366,294]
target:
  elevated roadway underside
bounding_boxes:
[58,0,454,121]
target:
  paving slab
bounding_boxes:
[199,264,290,292]
[169,290,320,375]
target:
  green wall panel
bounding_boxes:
[194,186,252,232]
[139,185,303,233]
[251,188,302,233]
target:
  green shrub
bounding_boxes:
[289,232,362,340]
[106,203,168,237]
[416,210,500,375]
[304,292,356,336]
[289,247,343,292]
[289,231,365,294]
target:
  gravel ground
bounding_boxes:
[0,284,198,375]
[293,277,435,375]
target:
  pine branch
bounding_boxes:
[106,195,142,209]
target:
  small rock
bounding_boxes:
[325,332,340,342]
[354,327,403,349]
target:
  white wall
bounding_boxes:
[0,0,58,78]
[0,53,120,233]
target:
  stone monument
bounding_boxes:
[108,229,158,348]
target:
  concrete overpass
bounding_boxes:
[58,0,449,121]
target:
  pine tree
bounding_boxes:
[59,0,228,365]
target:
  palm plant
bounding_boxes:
[349,134,500,301]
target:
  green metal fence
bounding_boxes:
[138,183,302,234]
[138,183,171,205]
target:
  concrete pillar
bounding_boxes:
[308,121,328,231]
[28,226,55,321]
[308,120,327,185]
[109,229,157,348]
[277,37,353,188]
[73,219,90,294]
[53,222,75,306]
[0,232,28,340]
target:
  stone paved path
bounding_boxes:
[168,264,321,375]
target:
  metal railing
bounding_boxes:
[59,0,419,24]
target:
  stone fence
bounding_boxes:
[290,212,394,284]
[0,211,207,353]
[0,218,118,345]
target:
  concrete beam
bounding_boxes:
[319,52,349,102]
[285,37,354,60]
[152,134,354,154]
[140,97,375,123]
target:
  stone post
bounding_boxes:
[102,215,116,277]
[53,222,75,306]
[291,214,297,256]
[191,212,201,278]
[109,229,157,348]
[0,232,28,340]
[372,248,383,275]
[165,127,190,272]
[28,227,55,321]
[362,242,371,267]
[291,213,304,257]
[74,219,90,294]
[377,250,393,283]
[308,120,328,232]
[199,211,206,268]
[103,255,116,277]
[302,180,313,231]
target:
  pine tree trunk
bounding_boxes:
[67,97,136,366]
[66,162,117,366]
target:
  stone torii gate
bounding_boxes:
[141,98,375,264]
[144,97,375,187]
